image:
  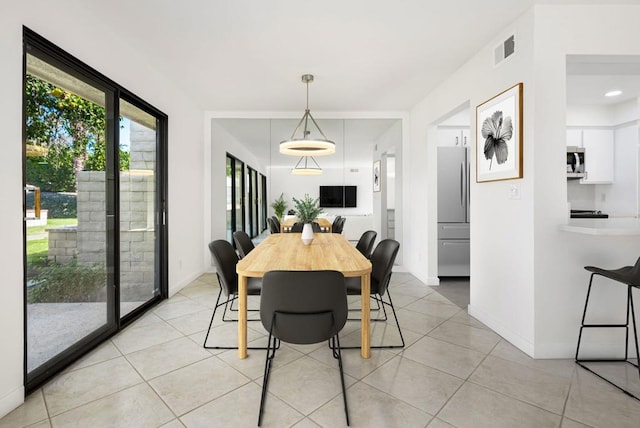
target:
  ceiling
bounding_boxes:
[567,55,640,106]
[77,0,542,112]
[74,1,638,168]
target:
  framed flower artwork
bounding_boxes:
[373,160,381,192]
[476,83,523,182]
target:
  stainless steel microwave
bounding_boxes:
[567,146,586,179]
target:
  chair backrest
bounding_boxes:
[333,217,346,234]
[260,270,347,344]
[290,222,304,233]
[311,222,322,233]
[331,216,342,230]
[233,230,255,259]
[370,239,400,296]
[356,230,377,259]
[267,218,279,234]
[271,216,281,230]
[208,240,239,296]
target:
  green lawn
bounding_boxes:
[27,238,49,265]
[27,218,77,236]
[27,218,77,266]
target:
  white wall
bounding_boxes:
[405,9,536,350]
[269,166,373,216]
[0,2,204,417]
[531,4,640,357]
[404,3,640,359]
[373,120,403,261]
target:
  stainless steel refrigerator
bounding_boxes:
[437,146,470,276]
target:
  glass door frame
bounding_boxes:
[23,27,168,393]
[260,173,267,233]
[226,153,246,245]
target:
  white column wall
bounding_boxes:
[0,2,204,417]
[405,3,640,359]
[532,4,640,357]
[405,9,536,352]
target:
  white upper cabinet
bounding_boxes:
[566,129,582,147]
[438,127,470,147]
[581,129,614,184]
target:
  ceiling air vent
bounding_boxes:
[494,35,515,66]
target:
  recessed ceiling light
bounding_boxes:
[604,90,622,97]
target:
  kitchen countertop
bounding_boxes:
[560,217,640,235]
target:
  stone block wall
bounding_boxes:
[47,226,77,265]
[47,120,157,301]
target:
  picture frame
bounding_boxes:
[373,160,381,192]
[476,82,523,182]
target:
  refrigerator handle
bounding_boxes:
[460,163,464,206]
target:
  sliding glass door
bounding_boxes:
[118,99,163,318]
[23,28,167,392]
[24,50,113,381]
[225,154,267,241]
[226,154,245,244]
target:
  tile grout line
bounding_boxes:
[429,338,502,427]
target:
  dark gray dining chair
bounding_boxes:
[203,240,263,350]
[271,216,281,232]
[343,239,404,349]
[267,217,279,234]
[331,215,342,232]
[290,222,304,233]
[356,230,377,259]
[333,217,346,234]
[232,230,255,259]
[258,270,349,426]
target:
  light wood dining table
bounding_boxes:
[236,232,372,359]
[280,217,333,233]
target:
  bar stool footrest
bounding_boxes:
[575,360,640,401]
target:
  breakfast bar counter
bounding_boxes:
[560,217,640,236]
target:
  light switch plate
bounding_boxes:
[508,184,521,200]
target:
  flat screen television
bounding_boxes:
[319,186,357,208]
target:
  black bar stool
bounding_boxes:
[575,256,640,400]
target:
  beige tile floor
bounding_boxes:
[2,272,640,427]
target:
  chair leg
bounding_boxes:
[575,275,640,401]
[348,294,381,314]
[331,334,350,426]
[628,286,640,376]
[258,328,278,427]
[228,294,261,314]
[385,290,406,349]
[336,291,405,350]
[347,294,387,322]
[203,288,224,348]
[204,290,276,350]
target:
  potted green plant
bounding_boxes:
[270,193,288,223]
[292,194,323,245]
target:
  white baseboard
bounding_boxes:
[169,271,207,297]
[426,277,440,286]
[0,385,24,420]
[468,304,534,357]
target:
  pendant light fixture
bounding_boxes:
[291,156,323,175]
[280,74,335,157]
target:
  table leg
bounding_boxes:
[361,273,371,358]
[238,274,248,359]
